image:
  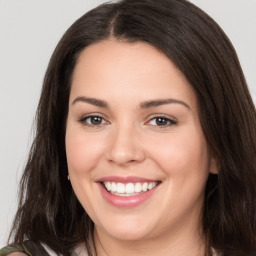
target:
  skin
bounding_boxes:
[65,39,218,256]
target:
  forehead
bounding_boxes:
[70,39,197,109]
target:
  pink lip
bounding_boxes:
[97,176,160,208]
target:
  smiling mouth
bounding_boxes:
[101,181,160,197]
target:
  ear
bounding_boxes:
[209,154,219,174]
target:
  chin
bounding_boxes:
[96,216,157,241]
[105,227,152,241]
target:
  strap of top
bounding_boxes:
[0,241,50,256]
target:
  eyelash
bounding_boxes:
[79,114,177,128]
[147,115,177,127]
[79,114,108,127]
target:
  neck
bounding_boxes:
[93,225,206,256]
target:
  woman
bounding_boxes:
[1,0,256,255]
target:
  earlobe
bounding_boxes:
[209,156,219,174]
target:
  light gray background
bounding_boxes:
[0,0,255,247]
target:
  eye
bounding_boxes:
[147,116,177,127]
[79,115,108,127]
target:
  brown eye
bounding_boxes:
[80,115,107,126]
[89,116,103,125]
[148,116,177,127]
[155,117,169,126]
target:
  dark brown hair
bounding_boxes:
[9,0,256,255]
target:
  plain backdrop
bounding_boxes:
[0,0,255,247]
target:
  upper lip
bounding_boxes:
[96,176,160,183]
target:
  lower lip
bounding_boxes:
[98,183,159,208]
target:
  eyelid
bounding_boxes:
[78,113,110,127]
[145,114,178,127]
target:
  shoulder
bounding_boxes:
[211,248,221,256]
[2,253,27,256]
[73,243,88,256]
[0,246,26,256]
[0,244,26,256]
[0,241,50,256]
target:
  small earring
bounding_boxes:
[67,175,70,180]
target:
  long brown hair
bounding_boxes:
[9,0,256,255]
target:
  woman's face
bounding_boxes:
[66,40,217,243]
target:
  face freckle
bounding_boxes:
[65,39,217,245]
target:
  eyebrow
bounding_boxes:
[140,99,190,109]
[72,96,190,109]
[72,96,108,108]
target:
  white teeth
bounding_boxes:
[105,182,111,191]
[142,182,148,192]
[111,182,117,192]
[134,182,142,192]
[126,183,135,193]
[148,182,154,190]
[116,183,125,193]
[103,181,158,196]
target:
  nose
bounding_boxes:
[106,124,146,166]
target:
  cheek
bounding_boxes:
[148,128,210,178]
[150,129,210,214]
[65,124,104,176]
[65,123,104,215]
